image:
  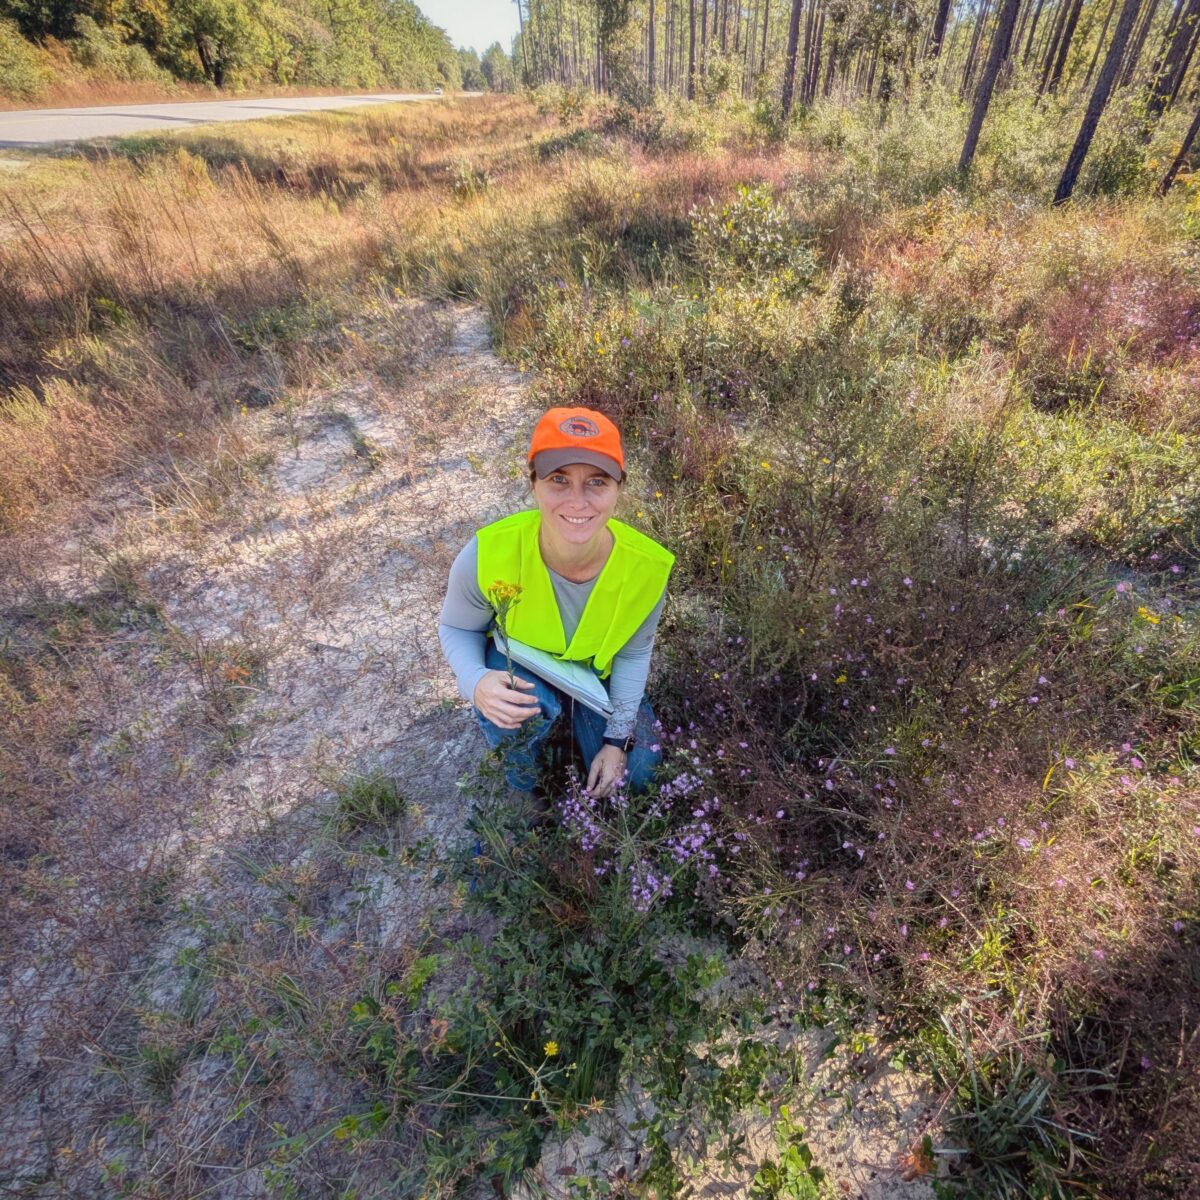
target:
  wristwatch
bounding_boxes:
[603,734,636,754]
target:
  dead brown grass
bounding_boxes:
[0,97,551,543]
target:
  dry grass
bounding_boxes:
[0,98,550,542]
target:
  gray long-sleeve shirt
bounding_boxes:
[438,534,666,739]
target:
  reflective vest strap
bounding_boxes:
[561,524,673,673]
[476,510,565,653]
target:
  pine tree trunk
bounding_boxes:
[516,0,530,82]
[801,0,816,102]
[1056,0,1143,200]
[1039,0,1071,91]
[1149,0,1187,84]
[1013,0,1032,62]
[960,0,1023,172]
[1084,0,1120,88]
[1119,0,1159,84]
[1160,99,1200,188]
[689,0,698,95]
[1022,0,1048,62]
[962,0,995,96]
[1147,0,1200,118]
[1168,18,1200,105]
[745,0,759,93]
[1001,0,1031,86]
[556,0,566,82]
[650,0,657,91]
[807,4,826,100]
[782,0,805,114]
[1045,0,1085,92]
[929,0,954,57]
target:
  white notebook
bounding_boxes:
[491,630,613,718]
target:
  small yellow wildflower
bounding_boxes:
[544,1040,559,1058]
[1137,606,1160,624]
[488,580,523,608]
[761,460,771,470]
[835,673,848,684]
[655,491,663,498]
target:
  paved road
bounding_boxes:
[0,93,461,147]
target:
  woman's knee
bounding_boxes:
[625,745,663,793]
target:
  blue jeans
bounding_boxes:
[474,642,662,793]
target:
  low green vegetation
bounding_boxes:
[334,770,407,829]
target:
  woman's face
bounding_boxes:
[532,463,621,548]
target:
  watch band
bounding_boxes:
[603,734,636,754]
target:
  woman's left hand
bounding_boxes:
[586,745,628,798]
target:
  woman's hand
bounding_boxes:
[473,670,541,730]
[586,744,628,798]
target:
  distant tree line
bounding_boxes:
[514,0,1200,193]
[0,0,518,93]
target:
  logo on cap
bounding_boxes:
[559,416,600,438]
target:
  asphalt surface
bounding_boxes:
[0,92,458,147]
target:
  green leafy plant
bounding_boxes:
[751,1104,826,1199]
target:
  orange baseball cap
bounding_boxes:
[529,406,625,480]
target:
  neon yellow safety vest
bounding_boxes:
[476,509,674,679]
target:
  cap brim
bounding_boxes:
[532,448,624,480]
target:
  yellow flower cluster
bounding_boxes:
[487,580,524,608]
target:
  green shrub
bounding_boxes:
[690,183,817,293]
[71,15,171,84]
[0,19,48,100]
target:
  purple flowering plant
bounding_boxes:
[556,744,723,917]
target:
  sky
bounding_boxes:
[415,0,522,56]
